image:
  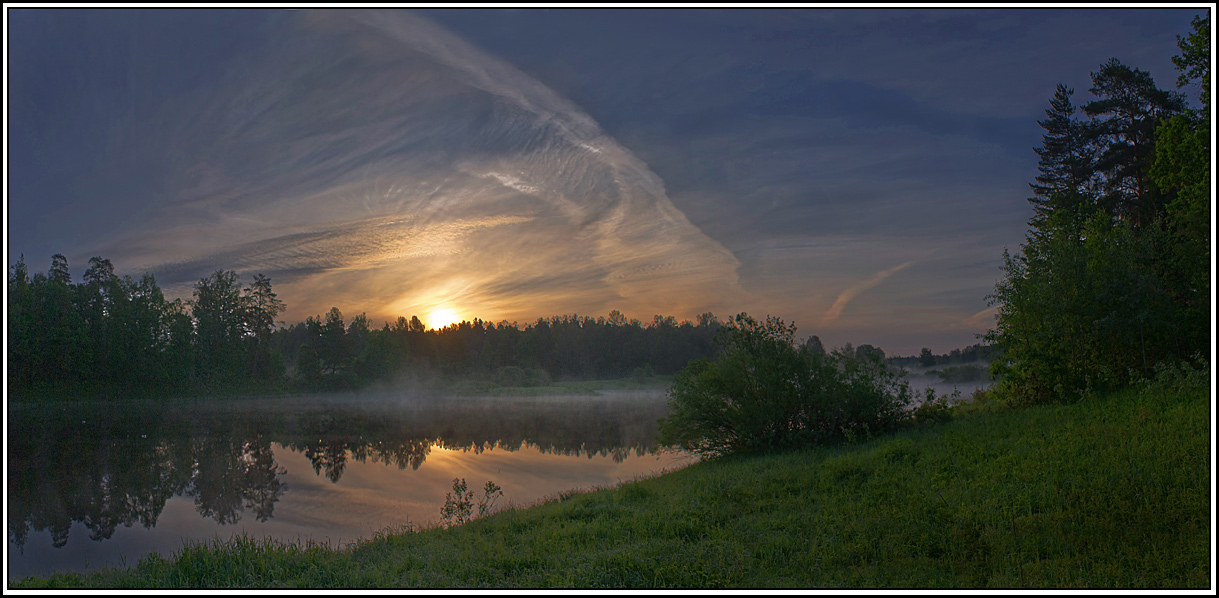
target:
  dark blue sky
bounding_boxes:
[4,7,1206,354]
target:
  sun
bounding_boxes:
[427,307,462,330]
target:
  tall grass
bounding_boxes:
[11,366,1209,588]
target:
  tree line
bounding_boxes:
[987,14,1210,404]
[885,343,999,369]
[8,257,287,398]
[7,254,723,400]
[272,306,722,391]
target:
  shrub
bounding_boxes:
[910,387,958,425]
[657,313,912,458]
[439,478,503,527]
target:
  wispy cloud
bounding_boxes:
[100,9,747,325]
[820,261,913,327]
[959,305,999,331]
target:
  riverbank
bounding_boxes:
[11,368,1209,589]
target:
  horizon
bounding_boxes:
[5,7,1205,355]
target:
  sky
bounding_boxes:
[4,6,1208,355]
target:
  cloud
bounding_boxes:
[819,261,914,327]
[83,9,747,326]
[959,305,1000,331]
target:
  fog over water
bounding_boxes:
[7,390,692,580]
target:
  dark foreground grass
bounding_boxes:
[12,371,1209,589]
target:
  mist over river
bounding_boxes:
[7,390,692,580]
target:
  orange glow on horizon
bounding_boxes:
[427,307,463,330]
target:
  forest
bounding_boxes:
[985,14,1210,405]
[6,16,1210,414]
[6,256,727,399]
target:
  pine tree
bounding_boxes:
[1083,58,1186,228]
[48,253,71,285]
[1029,84,1098,229]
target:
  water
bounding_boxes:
[900,365,993,406]
[6,390,693,580]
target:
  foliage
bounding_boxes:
[14,376,1207,588]
[909,387,958,425]
[919,347,936,367]
[987,17,1210,405]
[191,270,251,386]
[244,273,287,380]
[275,308,721,393]
[1171,13,1210,114]
[8,253,722,400]
[440,478,503,527]
[7,258,291,399]
[891,343,997,368]
[657,313,911,457]
[1082,58,1186,227]
[1028,84,1098,227]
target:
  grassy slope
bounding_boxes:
[12,376,1209,589]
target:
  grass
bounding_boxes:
[10,370,1209,589]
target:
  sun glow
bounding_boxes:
[427,307,462,330]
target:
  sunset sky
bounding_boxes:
[5,7,1205,355]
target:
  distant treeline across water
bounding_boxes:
[8,255,730,399]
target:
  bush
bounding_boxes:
[657,313,912,458]
[439,478,503,527]
[910,387,957,425]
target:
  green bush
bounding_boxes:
[657,313,912,458]
[439,478,503,527]
[909,387,957,425]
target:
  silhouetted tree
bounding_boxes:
[48,253,71,285]
[988,22,1208,403]
[243,274,286,380]
[919,347,935,367]
[192,270,249,385]
[1029,84,1099,230]
[1083,58,1186,228]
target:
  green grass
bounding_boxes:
[11,373,1209,589]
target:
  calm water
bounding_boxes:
[6,390,693,580]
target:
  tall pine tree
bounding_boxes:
[1083,58,1186,228]
[1029,84,1098,231]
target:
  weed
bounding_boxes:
[440,478,504,527]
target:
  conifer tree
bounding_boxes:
[1029,84,1098,229]
[1083,58,1186,228]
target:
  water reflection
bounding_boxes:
[8,415,287,549]
[7,392,671,553]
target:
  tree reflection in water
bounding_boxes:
[8,392,670,549]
